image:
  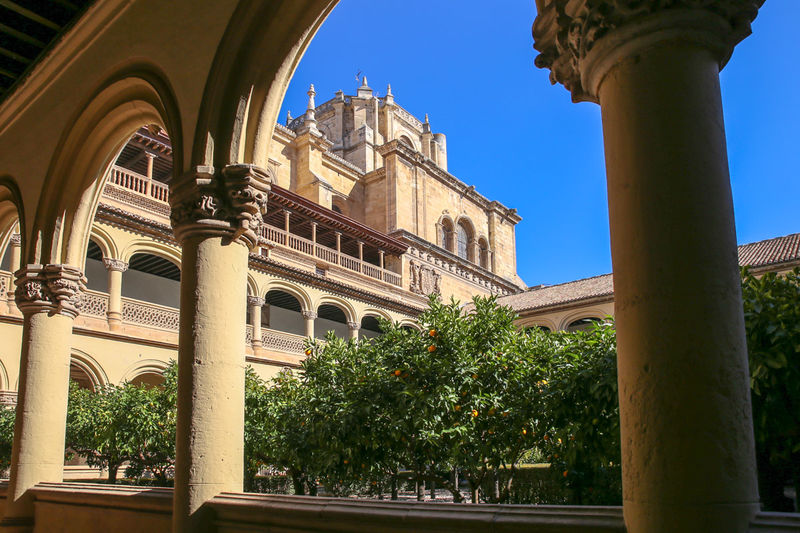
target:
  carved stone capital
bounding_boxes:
[533,0,763,103]
[169,164,272,249]
[14,264,86,318]
[247,296,265,307]
[301,310,317,320]
[102,258,129,272]
[347,321,360,331]
[9,233,21,247]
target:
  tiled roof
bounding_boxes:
[501,232,800,313]
[737,233,800,269]
[497,274,614,313]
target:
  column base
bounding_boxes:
[0,516,33,533]
[624,500,759,533]
[107,313,122,331]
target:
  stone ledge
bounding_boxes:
[209,493,626,532]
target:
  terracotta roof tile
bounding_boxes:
[500,233,800,312]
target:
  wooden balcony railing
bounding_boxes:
[260,225,402,287]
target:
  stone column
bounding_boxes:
[248,296,265,349]
[102,258,128,331]
[6,234,21,315]
[302,310,316,339]
[169,164,270,533]
[533,3,762,532]
[283,209,291,245]
[1,264,85,529]
[347,321,359,341]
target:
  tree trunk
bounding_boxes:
[108,463,119,484]
[391,473,398,500]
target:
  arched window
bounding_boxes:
[567,317,601,333]
[360,315,383,339]
[122,253,181,308]
[316,303,349,339]
[439,218,454,252]
[478,237,489,269]
[456,221,473,261]
[264,290,305,336]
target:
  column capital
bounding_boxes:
[169,164,272,249]
[347,321,360,331]
[9,233,21,247]
[102,258,129,272]
[301,310,317,320]
[14,264,86,318]
[532,0,762,103]
[247,295,265,307]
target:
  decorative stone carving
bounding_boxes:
[247,296,265,307]
[102,258,129,272]
[347,321,360,331]
[9,233,21,247]
[533,0,763,102]
[14,264,86,318]
[409,260,441,296]
[169,164,272,248]
[301,310,317,320]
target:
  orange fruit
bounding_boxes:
[522,428,527,435]
[394,369,402,376]
[471,410,479,418]
[454,405,461,411]
[563,471,568,478]
[471,373,478,379]
[429,329,436,337]
[543,435,550,441]
[428,345,436,352]
[305,349,312,356]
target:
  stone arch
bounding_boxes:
[70,349,109,392]
[437,214,455,253]
[27,69,182,267]
[477,236,490,269]
[0,177,26,268]
[120,239,182,268]
[455,215,476,261]
[263,288,305,336]
[521,317,558,333]
[263,279,313,312]
[193,1,338,169]
[246,274,259,299]
[87,225,120,263]
[315,295,356,323]
[398,319,421,332]
[559,311,606,332]
[397,134,418,152]
[0,359,9,391]
[359,308,391,323]
[121,359,170,387]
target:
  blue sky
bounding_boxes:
[280,1,800,287]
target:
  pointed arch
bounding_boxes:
[88,224,120,263]
[0,176,26,266]
[193,0,338,169]
[28,67,182,267]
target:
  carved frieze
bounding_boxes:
[170,164,272,248]
[409,260,441,296]
[533,0,763,102]
[15,264,86,318]
[102,258,129,272]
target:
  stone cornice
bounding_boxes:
[377,140,521,223]
[321,150,365,176]
[533,0,763,103]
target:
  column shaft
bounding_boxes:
[173,236,247,533]
[106,268,123,330]
[250,300,263,348]
[599,43,758,532]
[3,264,84,529]
[303,311,315,338]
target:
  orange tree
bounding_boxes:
[742,267,800,511]
[538,321,620,505]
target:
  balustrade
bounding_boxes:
[107,165,170,203]
[121,297,180,331]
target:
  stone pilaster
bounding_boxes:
[170,164,270,533]
[102,258,128,330]
[2,265,85,530]
[533,2,762,532]
[5,234,22,315]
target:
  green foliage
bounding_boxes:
[66,362,177,484]
[0,405,15,474]
[246,295,620,504]
[742,267,800,510]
